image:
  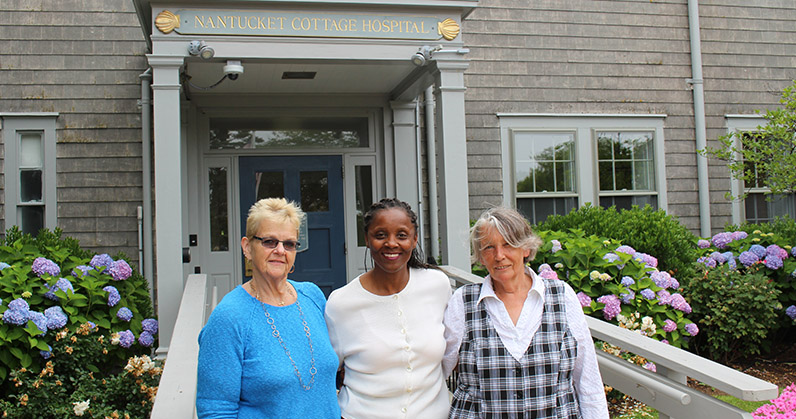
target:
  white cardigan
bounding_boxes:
[325,268,452,419]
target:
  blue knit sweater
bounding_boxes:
[196,281,341,418]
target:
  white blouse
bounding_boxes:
[442,267,609,419]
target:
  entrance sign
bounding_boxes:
[155,9,460,41]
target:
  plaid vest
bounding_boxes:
[449,278,580,419]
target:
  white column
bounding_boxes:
[390,100,420,213]
[432,53,471,271]
[147,55,185,356]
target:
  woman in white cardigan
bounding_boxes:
[325,198,452,419]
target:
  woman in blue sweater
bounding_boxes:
[196,197,340,418]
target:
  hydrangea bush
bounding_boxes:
[531,229,699,349]
[0,227,157,384]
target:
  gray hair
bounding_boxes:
[470,207,543,264]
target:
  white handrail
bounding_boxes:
[438,265,779,418]
[150,274,209,419]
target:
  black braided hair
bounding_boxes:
[363,198,433,270]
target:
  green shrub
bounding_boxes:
[0,227,156,384]
[728,216,796,244]
[537,205,699,280]
[684,264,781,363]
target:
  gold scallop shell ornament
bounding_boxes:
[438,18,460,41]
[155,10,180,34]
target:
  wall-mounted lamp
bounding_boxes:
[187,40,215,60]
[411,45,442,67]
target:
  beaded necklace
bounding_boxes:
[252,280,317,391]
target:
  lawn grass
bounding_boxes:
[611,390,772,418]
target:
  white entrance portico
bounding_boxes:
[133,0,477,355]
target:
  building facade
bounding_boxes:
[1,0,794,352]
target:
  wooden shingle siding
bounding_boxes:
[0,0,147,261]
[462,0,796,233]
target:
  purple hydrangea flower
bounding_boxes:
[44,306,68,330]
[539,269,559,280]
[32,257,60,277]
[709,251,727,264]
[703,257,717,268]
[2,308,28,325]
[634,253,657,268]
[538,263,552,273]
[661,339,669,345]
[640,288,656,300]
[621,276,635,287]
[142,318,159,334]
[663,319,677,332]
[792,247,796,258]
[650,271,672,289]
[89,254,114,270]
[8,298,30,312]
[727,258,737,270]
[657,290,672,305]
[697,239,711,249]
[138,331,155,347]
[739,251,759,267]
[109,260,132,281]
[643,362,657,372]
[87,321,97,330]
[615,245,636,256]
[40,345,52,359]
[711,232,733,249]
[685,323,699,336]
[731,231,748,241]
[27,311,47,335]
[116,307,133,322]
[103,285,120,307]
[620,291,635,304]
[550,240,562,253]
[44,277,75,301]
[576,292,592,308]
[722,251,735,262]
[603,253,620,263]
[786,305,796,320]
[749,244,767,258]
[118,330,135,348]
[669,293,692,314]
[72,265,94,278]
[766,245,787,259]
[669,277,680,290]
[596,294,621,320]
[764,255,783,270]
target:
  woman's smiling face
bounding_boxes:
[365,207,418,275]
[478,226,530,284]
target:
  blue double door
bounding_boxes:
[239,155,346,296]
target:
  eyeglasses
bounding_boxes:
[252,236,300,251]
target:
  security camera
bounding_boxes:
[223,60,244,80]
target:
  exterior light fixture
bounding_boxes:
[187,40,215,60]
[411,45,440,67]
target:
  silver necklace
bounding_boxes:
[253,281,317,391]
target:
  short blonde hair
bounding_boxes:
[470,207,543,264]
[245,198,305,238]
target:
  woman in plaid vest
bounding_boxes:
[442,207,609,418]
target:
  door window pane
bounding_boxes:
[208,167,229,252]
[255,172,285,201]
[210,117,369,149]
[300,171,329,212]
[355,165,374,246]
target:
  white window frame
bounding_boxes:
[725,114,794,225]
[498,114,668,217]
[1,113,58,234]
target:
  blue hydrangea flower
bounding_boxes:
[786,305,796,320]
[72,265,94,278]
[669,277,680,290]
[709,251,727,264]
[116,307,133,322]
[102,285,120,307]
[620,291,635,304]
[27,311,47,335]
[792,247,796,258]
[138,331,155,347]
[739,251,759,267]
[40,345,52,359]
[615,245,636,256]
[657,290,672,305]
[640,288,656,300]
[0,262,9,270]
[32,257,61,277]
[620,276,635,287]
[749,244,767,258]
[721,251,735,262]
[8,298,30,312]
[603,253,620,263]
[109,260,132,281]
[44,306,68,330]
[711,232,733,249]
[764,255,783,270]
[650,271,672,289]
[118,330,135,348]
[697,239,710,249]
[685,323,699,336]
[635,253,657,268]
[89,253,114,271]
[731,231,748,241]
[2,308,28,325]
[727,258,737,270]
[142,318,159,334]
[87,321,97,330]
[44,277,75,301]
